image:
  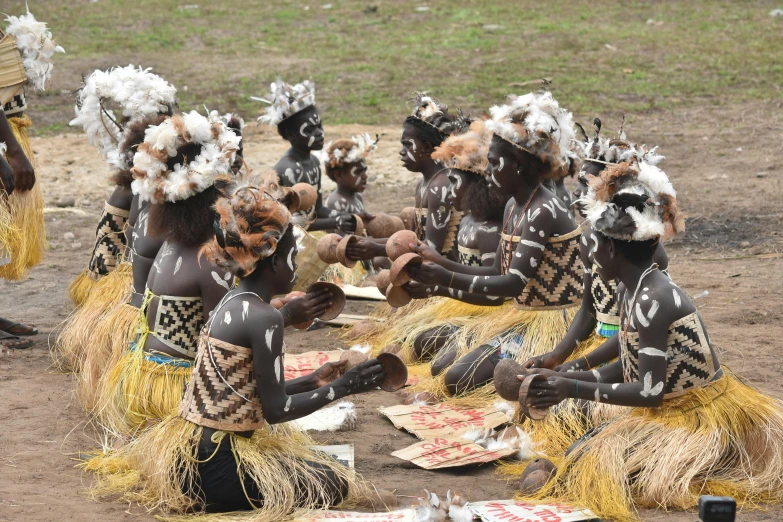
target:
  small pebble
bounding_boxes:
[63,232,75,240]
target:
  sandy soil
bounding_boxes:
[1,103,782,521]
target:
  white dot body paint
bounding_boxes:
[538,230,545,238]
[174,256,182,275]
[284,396,292,412]
[327,387,335,401]
[673,289,682,308]
[642,294,649,301]
[530,257,538,268]
[515,252,522,258]
[274,356,282,382]
[223,311,232,325]
[581,235,588,246]
[612,383,620,390]
[643,287,649,292]
[591,369,602,382]
[468,276,479,293]
[211,271,231,290]
[635,303,650,328]
[284,168,296,184]
[498,157,505,171]
[530,226,536,233]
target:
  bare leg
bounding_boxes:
[443,344,500,396]
[412,325,456,361]
[430,342,458,376]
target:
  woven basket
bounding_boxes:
[0,34,26,106]
[292,226,329,292]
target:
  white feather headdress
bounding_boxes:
[253,77,316,126]
[431,119,491,175]
[582,160,684,241]
[4,9,64,91]
[485,90,578,172]
[323,133,378,170]
[70,65,178,170]
[131,110,240,204]
[578,117,664,167]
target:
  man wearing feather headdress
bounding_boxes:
[0,9,63,349]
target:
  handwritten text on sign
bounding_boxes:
[380,403,511,440]
[293,508,416,521]
[284,350,342,380]
[468,500,597,522]
[392,436,516,469]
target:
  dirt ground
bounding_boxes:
[1,102,782,521]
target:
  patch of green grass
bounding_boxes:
[8,0,783,130]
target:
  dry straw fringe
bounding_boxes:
[404,306,578,406]
[51,262,133,372]
[504,371,783,522]
[0,116,46,280]
[94,335,192,436]
[77,302,139,412]
[67,268,99,308]
[82,415,366,519]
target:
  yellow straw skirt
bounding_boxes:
[404,305,578,406]
[67,269,99,308]
[95,336,192,436]
[52,262,133,372]
[505,372,783,522]
[77,302,139,412]
[0,116,46,280]
[82,415,365,518]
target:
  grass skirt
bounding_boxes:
[77,302,139,412]
[68,268,101,308]
[404,305,578,406]
[82,415,365,518]
[0,116,46,280]
[95,338,192,436]
[52,262,133,372]
[503,371,783,522]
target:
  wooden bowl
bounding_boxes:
[306,281,345,321]
[518,374,549,420]
[340,349,369,369]
[366,213,405,239]
[386,284,412,308]
[519,469,552,495]
[375,270,391,292]
[385,230,419,261]
[399,207,416,230]
[380,343,402,355]
[292,183,318,211]
[524,458,557,477]
[389,252,423,286]
[353,214,365,237]
[377,352,408,392]
[493,359,527,401]
[336,235,360,268]
[317,233,343,264]
[345,320,376,342]
[282,189,301,214]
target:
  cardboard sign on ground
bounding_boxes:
[468,500,597,522]
[294,509,416,521]
[284,350,342,380]
[379,403,512,440]
[313,444,355,470]
[391,436,517,469]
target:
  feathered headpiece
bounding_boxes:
[582,160,685,241]
[70,65,178,170]
[407,93,468,137]
[219,112,245,133]
[202,171,295,277]
[485,90,579,173]
[254,77,316,126]
[324,133,379,171]
[3,9,64,91]
[131,110,241,204]
[576,117,664,167]
[431,119,491,175]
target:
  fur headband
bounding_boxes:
[3,9,64,91]
[202,171,294,277]
[485,90,579,172]
[130,110,240,204]
[431,119,490,175]
[70,65,178,171]
[324,133,378,170]
[254,77,316,126]
[583,160,685,241]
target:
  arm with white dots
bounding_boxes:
[422,176,456,254]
